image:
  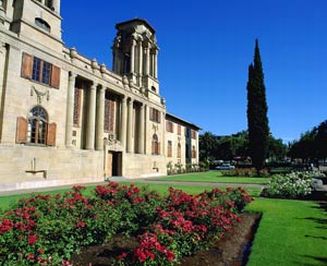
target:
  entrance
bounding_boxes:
[106,151,122,177]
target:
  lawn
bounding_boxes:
[0,183,261,211]
[247,199,327,266]
[156,171,270,184]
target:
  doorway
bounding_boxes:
[106,151,122,177]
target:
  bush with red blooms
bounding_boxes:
[0,182,252,265]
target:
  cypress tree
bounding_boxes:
[247,39,270,172]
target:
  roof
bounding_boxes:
[166,113,201,130]
[115,18,155,34]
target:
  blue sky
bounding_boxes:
[61,0,327,142]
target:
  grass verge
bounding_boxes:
[246,198,327,266]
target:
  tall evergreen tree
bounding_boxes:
[247,40,270,172]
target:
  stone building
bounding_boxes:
[0,0,200,192]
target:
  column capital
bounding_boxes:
[68,72,77,81]
[99,84,105,91]
[90,83,97,90]
[121,96,127,103]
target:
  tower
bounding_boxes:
[113,19,160,95]
[2,0,63,51]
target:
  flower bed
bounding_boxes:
[0,183,252,265]
[261,171,319,199]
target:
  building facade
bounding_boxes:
[0,0,200,192]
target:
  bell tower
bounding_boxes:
[113,19,160,94]
[6,0,63,51]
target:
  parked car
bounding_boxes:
[215,164,235,170]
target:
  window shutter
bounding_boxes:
[47,123,57,146]
[16,117,28,144]
[21,53,33,79]
[51,65,61,89]
[157,111,161,123]
[158,142,161,155]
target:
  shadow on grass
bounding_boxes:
[305,234,327,241]
[300,217,327,226]
[302,255,327,264]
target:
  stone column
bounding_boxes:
[138,40,143,86]
[130,38,136,74]
[144,105,148,154]
[85,83,97,150]
[96,85,105,150]
[138,103,145,154]
[65,72,76,147]
[120,96,127,148]
[127,98,134,153]
[145,45,150,76]
[154,50,158,79]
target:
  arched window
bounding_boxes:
[152,134,160,155]
[35,18,51,33]
[177,143,181,158]
[28,106,48,145]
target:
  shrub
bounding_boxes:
[224,168,268,177]
[0,183,253,266]
[262,172,313,199]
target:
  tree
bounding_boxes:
[315,120,327,161]
[199,132,217,162]
[246,40,270,172]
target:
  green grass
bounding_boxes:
[157,171,270,184]
[0,182,261,211]
[247,198,327,266]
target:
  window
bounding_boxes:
[35,18,51,33]
[21,53,61,89]
[191,130,197,139]
[27,106,48,145]
[177,143,181,158]
[192,145,197,159]
[152,134,160,155]
[185,128,190,138]
[44,0,53,9]
[150,108,161,123]
[166,121,174,133]
[104,96,115,133]
[185,144,190,159]
[151,86,157,93]
[32,57,52,85]
[16,107,57,146]
[167,141,172,157]
[177,125,181,135]
[73,87,82,127]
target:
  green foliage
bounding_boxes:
[289,120,327,162]
[199,131,286,164]
[224,168,269,177]
[247,40,270,171]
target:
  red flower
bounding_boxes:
[0,219,13,234]
[166,250,175,262]
[117,252,128,260]
[26,253,35,262]
[76,220,87,228]
[28,234,38,245]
